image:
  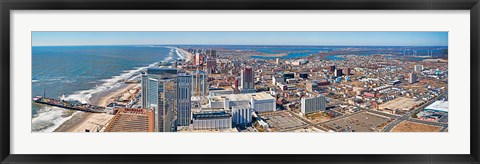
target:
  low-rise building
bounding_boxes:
[192,111,232,130]
[424,100,448,113]
[105,108,154,132]
[209,92,276,113]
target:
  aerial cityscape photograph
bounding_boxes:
[31,32,448,133]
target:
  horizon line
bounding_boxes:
[32,44,449,47]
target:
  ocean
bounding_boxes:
[31,45,181,132]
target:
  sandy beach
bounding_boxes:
[96,83,139,107]
[178,48,194,63]
[54,83,140,132]
[54,112,114,132]
[52,48,182,132]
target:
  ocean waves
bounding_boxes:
[174,48,186,59]
[64,61,159,104]
[31,106,79,132]
[31,62,157,132]
[32,45,172,132]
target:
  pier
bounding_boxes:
[32,96,106,113]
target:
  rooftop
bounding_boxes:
[209,92,275,102]
[178,128,239,132]
[146,68,178,75]
[424,100,449,112]
[105,108,154,132]
[177,73,191,77]
[193,111,231,120]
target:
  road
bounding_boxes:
[408,118,447,127]
[382,113,409,132]
[279,110,369,132]
[439,126,448,132]
[381,92,447,132]
[270,92,447,132]
[278,110,330,132]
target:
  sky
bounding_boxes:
[32,32,448,46]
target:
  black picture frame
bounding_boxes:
[1,0,479,164]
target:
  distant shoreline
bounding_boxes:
[177,48,194,63]
[251,53,288,58]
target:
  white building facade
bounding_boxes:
[208,92,276,113]
[231,106,253,126]
[301,96,327,115]
[414,65,424,72]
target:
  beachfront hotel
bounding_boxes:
[105,108,154,132]
[141,68,178,132]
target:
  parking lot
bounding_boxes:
[259,111,309,132]
[324,112,392,132]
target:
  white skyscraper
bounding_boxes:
[301,95,327,115]
[414,65,423,72]
[409,72,418,84]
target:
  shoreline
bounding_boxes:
[96,83,139,107]
[251,53,288,58]
[48,47,190,132]
[177,48,194,63]
[54,83,139,132]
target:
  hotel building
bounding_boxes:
[414,65,424,72]
[301,95,327,115]
[192,69,208,96]
[177,73,192,126]
[105,108,154,132]
[409,72,418,84]
[141,68,177,132]
[241,67,255,93]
